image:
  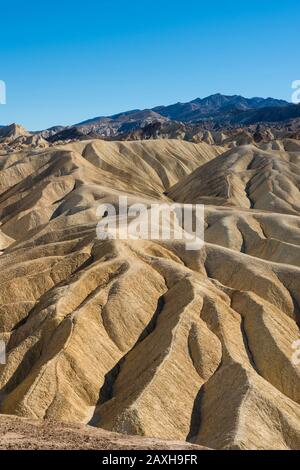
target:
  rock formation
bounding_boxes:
[0,137,299,450]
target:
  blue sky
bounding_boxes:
[0,0,298,130]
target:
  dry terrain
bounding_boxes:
[0,134,299,450]
[0,414,207,450]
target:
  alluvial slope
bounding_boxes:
[0,138,299,450]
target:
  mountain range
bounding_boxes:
[1,95,300,151]
[2,94,300,145]
[45,93,300,142]
[75,94,291,126]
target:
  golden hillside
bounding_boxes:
[0,138,299,450]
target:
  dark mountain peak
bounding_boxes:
[42,93,295,143]
[152,94,290,123]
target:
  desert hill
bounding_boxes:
[169,142,300,214]
[0,137,299,449]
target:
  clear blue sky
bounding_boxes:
[0,0,298,130]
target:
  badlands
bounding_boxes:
[0,130,299,450]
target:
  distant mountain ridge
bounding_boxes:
[50,93,297,142]
[2,94,300,144]
[151,93,290,122]
[76,94,291,128]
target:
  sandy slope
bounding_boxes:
[0,414,207,450]
[0,138,299,450]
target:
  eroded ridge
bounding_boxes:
[0,139,299,449]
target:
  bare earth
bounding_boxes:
[0,414,207,450]
[0,134,299,450]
